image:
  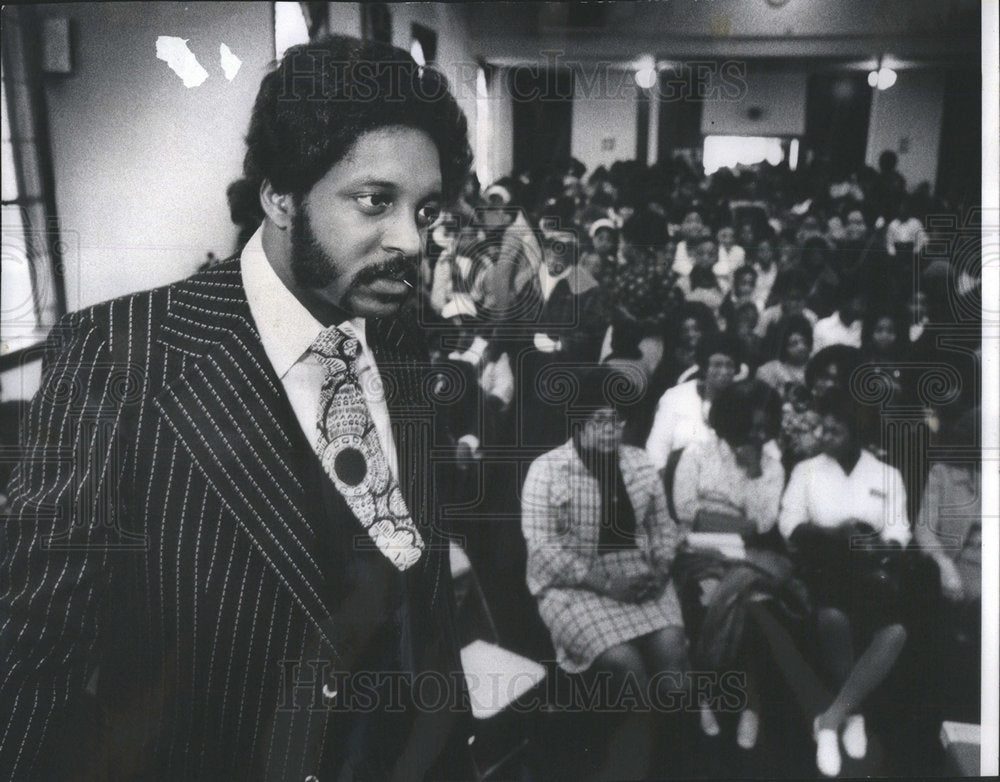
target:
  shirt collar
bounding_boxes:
[241,225,367,379]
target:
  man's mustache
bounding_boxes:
[351,256,418,287]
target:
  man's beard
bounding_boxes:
[290,206,340,290]
[289,206,419,308]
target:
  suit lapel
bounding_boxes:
[153,263,342,660]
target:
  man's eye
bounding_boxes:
[416,204,441,228]
[356,194,392,211]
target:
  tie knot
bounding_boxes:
[310,325,361,369]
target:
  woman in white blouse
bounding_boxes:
[645,333,742,473]
[780,388,910,777]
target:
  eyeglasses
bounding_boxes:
[588,412,628,429]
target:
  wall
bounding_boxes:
[865,68,946,189]
[325,2,361,37]
[570,69,638,172]
[43,2,274,314]
[701,66,807,137]
[381,3,479,178]
[462,0,979,61]
[2,2,273,402]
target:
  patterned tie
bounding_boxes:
[310,324,425,571]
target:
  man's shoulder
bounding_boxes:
[53,258,245,359]
[73,258,242,327]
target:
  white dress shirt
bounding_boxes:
[779,450,911,546]
[645,380,712,471]
[241,226,399,479]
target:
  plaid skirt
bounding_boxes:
[538,581,684,673]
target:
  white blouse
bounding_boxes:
[645,380,711,471]
[779,450,911,546]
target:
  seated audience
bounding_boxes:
[430,147,978,776]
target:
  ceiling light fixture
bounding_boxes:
[868,54,897,91]
[634,54,656,89]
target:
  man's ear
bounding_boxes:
[260,180,295,230]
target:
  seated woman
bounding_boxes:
[657,300,719,389]
[858,304,916,411]
[672,380,785,749]
[718,265,760,331]
[755,314,813,400]
[779,388,911,777]
[645,332,742,475]
[522,368,711,777]
[779,344,863,474]
[674,380,785,538]
[914,407,981,723]
[676,255,726,319]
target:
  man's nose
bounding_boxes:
[383,214,422,258]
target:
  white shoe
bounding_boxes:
[842,714,867,759]
[736,708,759,750]
[699,704,720,737]
[814,717,841,777]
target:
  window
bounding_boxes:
[702,135,791,175]
[1,7,64,366]
[273,2,310,60]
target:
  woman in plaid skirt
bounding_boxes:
[521,368,716,777]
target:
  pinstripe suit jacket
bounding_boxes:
[0,260,472,780]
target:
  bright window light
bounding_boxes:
[789,138,800,171]
[703,135,785,175]
[274,2,310,60]
[475,67,491,187]
[410,39,426,67]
